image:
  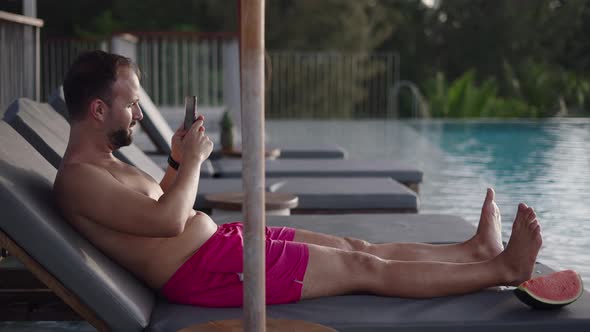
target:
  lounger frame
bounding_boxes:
[0,230,108,331]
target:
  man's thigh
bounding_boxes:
[301,243,381,300]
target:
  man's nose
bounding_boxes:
[133,103,143,121]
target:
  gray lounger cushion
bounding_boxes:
[0,122,155,332]
[138,87,174,154]
[148,263,590,332]
[243,214,475,244]
[268,177,418,211]
[3,98,214,181]
[48,86,69,121]
[3,98,69,169]
[209,143,348,160]
[194,177,418,212]
[213,159,423,184]
[268,143,348,159]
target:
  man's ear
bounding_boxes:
[89,99,107,122]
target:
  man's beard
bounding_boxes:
[108,128,133,149]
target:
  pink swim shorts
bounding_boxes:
[160,222,309,307]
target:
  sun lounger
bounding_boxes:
[266,143,348,159]
[2,121,589,332]
[8,98,418,213]
[213,158,423,192]
[51,86,348,159]
[267,177,418,213]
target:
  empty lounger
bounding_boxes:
[268,177,418,213]
[2,121,589,332]
[195,177,418,213]
[9,98,418,213]
[208,143,349,160]
[267,143,348,159]
[213,158,423,192]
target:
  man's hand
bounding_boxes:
[170,124,188,163]
[182,116,214,165]
[170,115,213,164]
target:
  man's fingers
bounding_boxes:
[191,119,204,129]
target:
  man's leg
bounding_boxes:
[300,203,542,300]
[293,188,505,263]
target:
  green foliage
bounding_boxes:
[504,60,590,116]
[220,110,233,129]
[266,0,399,52]
[379,0,590,117]
[265,0,398,118]
[74,10,121,39]
[424,71,536,118]
[220,110,234,150]
[38,0,236,37]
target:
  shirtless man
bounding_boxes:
[54,51,543,307]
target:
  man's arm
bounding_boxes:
[159,116,204,193]
[159,162,179,193]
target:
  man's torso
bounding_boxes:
[54,157,218,289]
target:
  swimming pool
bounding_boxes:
[266,118,590,282]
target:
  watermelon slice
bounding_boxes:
[515,270,584,309]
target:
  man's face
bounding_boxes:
[105,67,143,149]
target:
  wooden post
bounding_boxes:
[240,0,266,331]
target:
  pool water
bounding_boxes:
[266,118,590,282]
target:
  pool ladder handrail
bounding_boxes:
[389,80,430,118]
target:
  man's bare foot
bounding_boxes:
[496,203,543,286]
[469,188,504,260]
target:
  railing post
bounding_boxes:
[0,10,43,109]
[111,33,138,62]
[35,23,40,101]
[22,0,37,18]
[22,0,40,100]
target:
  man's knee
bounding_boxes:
[303,246,384,298]
[342,237,372,252]
[346,250,383,278]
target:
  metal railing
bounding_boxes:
[135,32,235,107]
[0,10,43,111]
[41,38,105,100]
[266,51,399,118]
[39,32,408,119]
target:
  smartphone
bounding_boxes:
[184,96,198,130]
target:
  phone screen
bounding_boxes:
[184,96,197,130]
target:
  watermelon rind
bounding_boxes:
[514,270,584,309]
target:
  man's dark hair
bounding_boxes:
[63,50,140,121]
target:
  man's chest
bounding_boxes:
[107,163,163,200]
